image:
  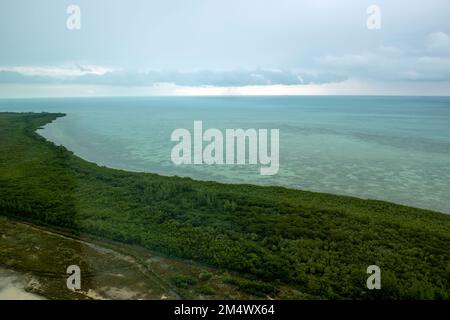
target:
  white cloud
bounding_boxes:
[0,67,346,87]
[1,33,450,96]
[378,46,404,58]
[0,65,114,78]
[426,32,450,55]
[317,32,450,82]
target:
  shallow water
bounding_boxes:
[1,96,449,213]
[0,269,45,300]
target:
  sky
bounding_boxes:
[1,0,450,97]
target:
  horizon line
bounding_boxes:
[2,94,450,100]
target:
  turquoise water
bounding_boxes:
[1,96,449,213]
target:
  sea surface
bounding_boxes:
[1,96,449,213]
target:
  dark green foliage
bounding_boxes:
[172,274,198,288]
[223,276,277,297]
[0,112,449,299]
[198,272,213,281]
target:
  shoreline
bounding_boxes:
[1,112,449,299]
[37,113,449,215]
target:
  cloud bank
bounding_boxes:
[0,67,346,87]
[1,32,450,96]
[318,32,450,83]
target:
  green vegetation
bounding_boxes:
[0,216,260,299]
[0,112,449,299]
[223,275,277,297]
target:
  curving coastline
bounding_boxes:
[1,112,449,299]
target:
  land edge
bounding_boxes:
[1,111,449,300]
[35,111,448,216]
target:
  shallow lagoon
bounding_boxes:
[1,96,449,213]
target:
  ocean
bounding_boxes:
[1,96,449,213]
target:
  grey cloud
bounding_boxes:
[0,69,347,87]
[426,32,450,55]
[317,32,450,82]
[3,32,450,87]
[0,71,55,84]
